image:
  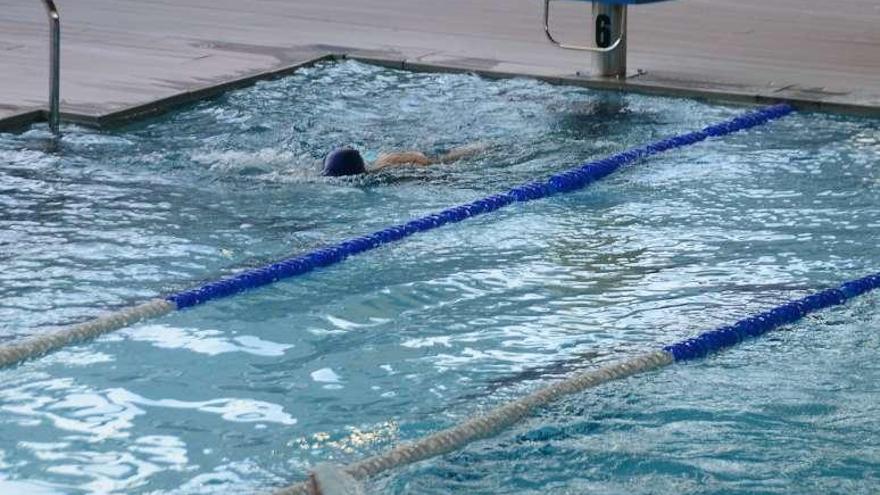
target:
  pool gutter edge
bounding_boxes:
[1,50,877,132]
[0,54,337,132]
[0,108,46,133]
[354,55,880,118]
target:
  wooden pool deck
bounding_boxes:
[1,0,879,129]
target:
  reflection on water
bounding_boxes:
[117,325,293,357]
[0,61,878,493]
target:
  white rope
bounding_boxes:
[273,350,674,495]
[0,299,175,369]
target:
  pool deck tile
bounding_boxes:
[1,0,879,130]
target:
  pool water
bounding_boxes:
[0,60,878,494]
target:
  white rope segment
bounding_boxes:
[273,349,674,495]
[0,299,175,369]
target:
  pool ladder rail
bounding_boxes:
[40,0,61,136]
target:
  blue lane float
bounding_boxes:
[664,272,880,362]
[167,103,795,311]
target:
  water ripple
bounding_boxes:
[1,61,878,493]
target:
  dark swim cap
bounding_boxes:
[322,147,367,177]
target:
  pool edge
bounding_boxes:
[1,50,878,133]
[0,53,337,132]
[359,55,880,118]
[0,108,45,133]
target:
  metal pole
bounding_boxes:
[591,2,627,78]
[40,0,60,135]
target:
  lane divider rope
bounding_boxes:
[166,104,793,311]
[0,104,794,369]
[0,299,174,369]
[277,271,880,495]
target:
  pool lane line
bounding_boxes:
[275,271,880,495]
[0,103,793,370]
[0,299,175,369]
[166,103,795,311]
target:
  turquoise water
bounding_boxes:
[0,60,878,494]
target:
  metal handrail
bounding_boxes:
[543,0,625,53]
[40,0,61,135]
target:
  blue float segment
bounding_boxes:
[166,103,795,311]
[664,272,880,362]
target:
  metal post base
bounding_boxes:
[591,3,627,78]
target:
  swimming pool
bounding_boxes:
[0,60,878,494]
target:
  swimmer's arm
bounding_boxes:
[372,142,489,170]
[373,151,432,169]
[435,142,490,163]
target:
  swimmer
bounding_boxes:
[321,143,487,177]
